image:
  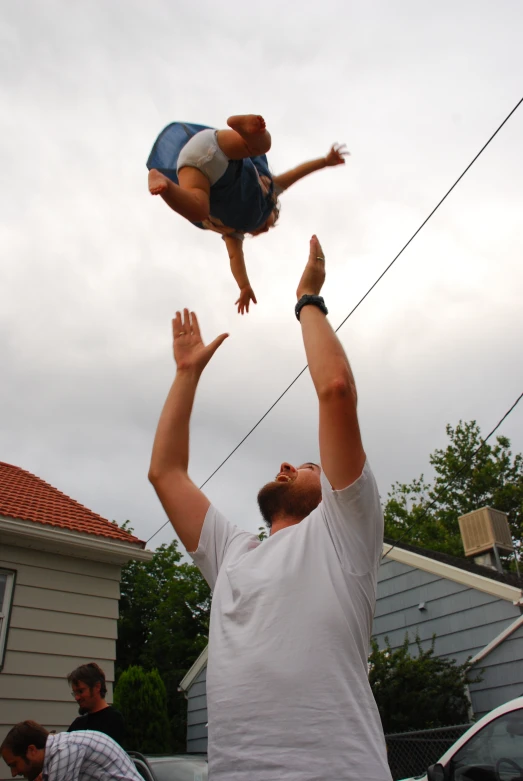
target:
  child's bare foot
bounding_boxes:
[148,169,169,195]
[227,114,266,137]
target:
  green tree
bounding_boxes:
[117,539,211,752]
[384,420,523,558]
[369,634,477,734]
[113,666,171,753]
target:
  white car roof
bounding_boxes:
[439,696,523,766]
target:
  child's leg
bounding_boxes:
[217,115,271,159]
[148,168,210,223]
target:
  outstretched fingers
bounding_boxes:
[297,235,326,299]
[310,235,326,264]
[172,312,182,339]
[208,332,229,356]
[172,310,192,341]
[334,142,349,156]
[171,309,227,352]
[326,143,350,166]
[190,311,201,340]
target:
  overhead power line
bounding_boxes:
[382,389,523,559]
[146,96,523,546]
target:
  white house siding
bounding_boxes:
[0,543,121,752]
[374,557,522,717]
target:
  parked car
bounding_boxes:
[401,696,523,781]
[128,752,207,781]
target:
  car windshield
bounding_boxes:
[148,756,208,781]
[449,707,523,781]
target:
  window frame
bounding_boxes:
[448,707,523,781]
[0,568,16,672]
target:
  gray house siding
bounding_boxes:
[186,666,208,753]
[373,556,522,717]
[468,621,523,717]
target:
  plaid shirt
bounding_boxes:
[42,730,142,781]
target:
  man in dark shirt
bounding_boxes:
[67,663,125,747]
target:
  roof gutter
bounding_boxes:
[0,515,154,564]
[382,543,522,603]
[179,645,209,692]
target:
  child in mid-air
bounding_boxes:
[147,114,348,314]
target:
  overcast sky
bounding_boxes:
[1,0,522,550]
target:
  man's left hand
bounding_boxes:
[296,235,326,300]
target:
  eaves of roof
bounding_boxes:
[0,515,153,565]
[383,538,522,604]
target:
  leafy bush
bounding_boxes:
[369,633,479,733]
[114,665,171,753]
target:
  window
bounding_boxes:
[450,708,523,781]
[0,569,16,671]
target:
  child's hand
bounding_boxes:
[235,285,257,315]
[325,143,349,166]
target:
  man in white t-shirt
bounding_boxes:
[148,235,391,781]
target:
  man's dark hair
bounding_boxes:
[0,721,49,756]
[67,662,107,698]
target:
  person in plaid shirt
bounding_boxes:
[1,721,141,781]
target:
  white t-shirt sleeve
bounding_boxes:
[319,460,384,576]
[189,505,257,590]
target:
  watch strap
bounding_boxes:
[295,295,328,321]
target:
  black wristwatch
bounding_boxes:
[295,295,328,321]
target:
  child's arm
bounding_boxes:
[224,235,258,315]
[273,144,348,192]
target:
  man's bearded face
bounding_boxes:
[257,462,322,528]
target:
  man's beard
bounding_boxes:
[78,707,88,715]
[257,479,322,528]
[25,760,43,781]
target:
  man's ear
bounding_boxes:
[93,681,101,696]
[26,745,39,760]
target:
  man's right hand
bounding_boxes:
[173,309,228,374]
[150,310,227,552]
[296,235,326,300]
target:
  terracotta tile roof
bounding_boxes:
[0,461,145,546]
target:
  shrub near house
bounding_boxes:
[114,666,171,753]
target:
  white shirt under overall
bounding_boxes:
[191,461,392,781]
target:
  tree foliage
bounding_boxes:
[116,538,211,751]
[113,666,171,753]
[369,634,477,733]
[384,420,523,558]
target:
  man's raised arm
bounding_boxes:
[148,310,228,551]
[297,236,365,490]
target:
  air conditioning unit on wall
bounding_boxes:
[458,506,514,558]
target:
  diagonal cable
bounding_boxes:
[146,96,523,546]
